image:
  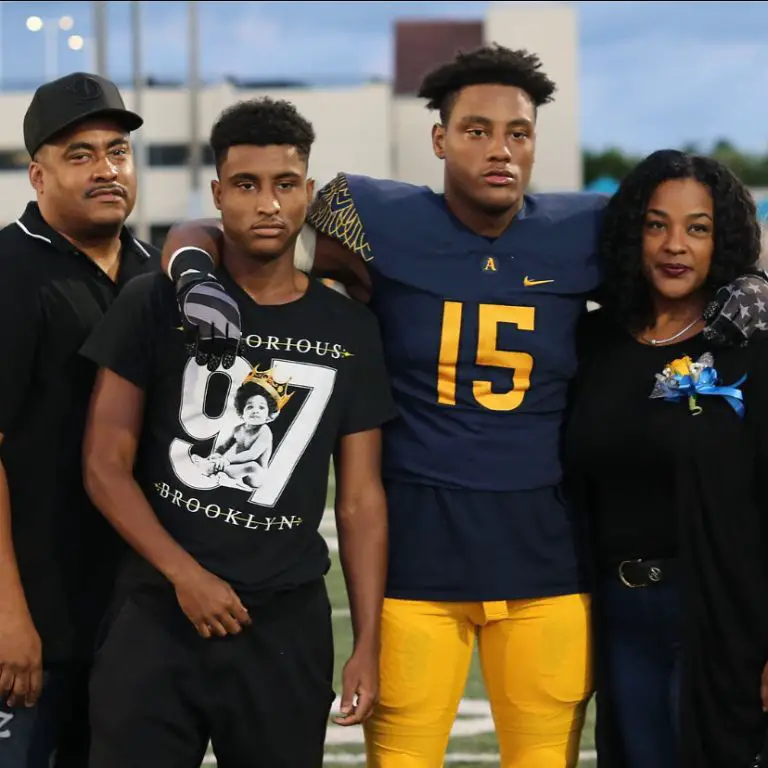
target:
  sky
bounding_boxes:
[0,0,766,154]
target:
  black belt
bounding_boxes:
[606,558,678,588]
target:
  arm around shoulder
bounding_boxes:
[305,231,372,304]
[305,172,374,303]
[157,220,242,371]
[161,219,224,280]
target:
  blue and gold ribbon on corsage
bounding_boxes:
[649,353,747,418]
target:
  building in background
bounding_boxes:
[0,2,581,245]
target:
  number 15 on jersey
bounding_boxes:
[437,301,536,412]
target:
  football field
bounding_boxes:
[203,479,597,767]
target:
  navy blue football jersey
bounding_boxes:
[309,173,606,600]
[310,173,606,493]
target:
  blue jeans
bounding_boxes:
[601,577,681,768]
[0,665,90,768]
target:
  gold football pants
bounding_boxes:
[364,594,592,768]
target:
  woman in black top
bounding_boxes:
[566,150,768,768]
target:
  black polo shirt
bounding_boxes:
[0,202,158,664]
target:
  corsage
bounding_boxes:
[649,353,746,418]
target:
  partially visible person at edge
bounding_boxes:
[156,46,768,768]
[565,150,768,768]
[0,72,155,768]
[80,98,395,768]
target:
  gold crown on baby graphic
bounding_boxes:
[242,365,294,411]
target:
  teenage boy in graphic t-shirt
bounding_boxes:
[80,97,396,768]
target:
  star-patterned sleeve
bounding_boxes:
[703,272,768,347]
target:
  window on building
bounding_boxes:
[147,144,215,167]
[0,149,30,170]
[149,224,173,248]
[148,144,189,167]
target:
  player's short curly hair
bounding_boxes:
[210,97,316,171]
[417,44,557,124]
[599,149,762,332]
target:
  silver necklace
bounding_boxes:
[643,315,702,346]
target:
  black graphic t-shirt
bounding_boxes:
[80,268,397,596]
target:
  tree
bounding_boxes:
[583,148,639,186]
[583,143,768,187]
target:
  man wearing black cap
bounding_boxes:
[0,72,157,768]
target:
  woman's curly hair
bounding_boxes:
[599,149,762,332]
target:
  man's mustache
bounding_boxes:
[85,184,127,199]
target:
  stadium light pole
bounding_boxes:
[93,0,107,77]
[188,0,203,218]
[0,2,4,89]
[131,0,149,242]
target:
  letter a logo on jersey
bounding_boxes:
[483,257,497,273]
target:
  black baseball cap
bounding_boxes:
[23,72,143,157]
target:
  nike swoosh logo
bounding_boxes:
[523,277,555,287]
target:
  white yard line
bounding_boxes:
[201,698,596,764]
[202,749,597,765]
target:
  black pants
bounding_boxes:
[88,580,335,768]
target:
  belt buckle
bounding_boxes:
[618,558,645,589]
